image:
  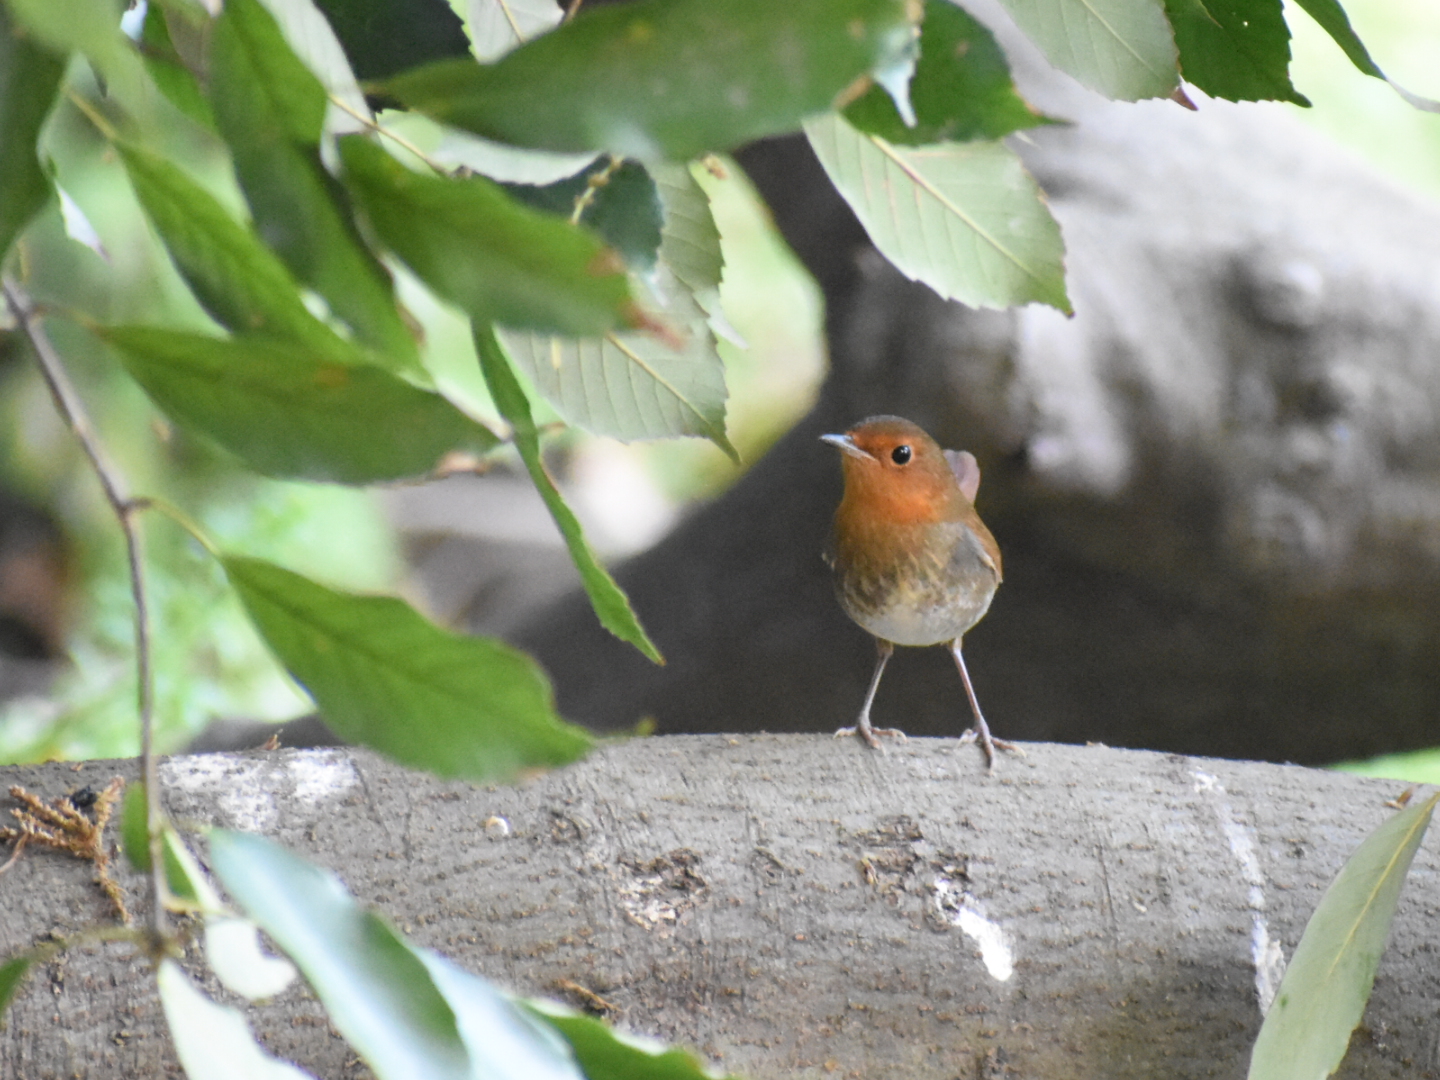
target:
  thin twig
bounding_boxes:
[326,94,451,175]
[563,0,585,23]
[1,278,167,949]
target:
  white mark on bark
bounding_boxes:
[934,875,1014,982]
[288,751,359,806]
[161,757,278,833]
[1193,770,1287,1013]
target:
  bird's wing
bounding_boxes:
[943,449,981,503]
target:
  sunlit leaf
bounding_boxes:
[207,916,299,1001]
[845,0,1053,144]
[1162,0,1308,105]
[466,0,564,61]
[211,0,422,372]
[0,9,65,261]
[1248,792,1438,1080]
[1289,0,1440,112]
[374,109,599,185]
[208,830,471,1080]
[117,143,343,352]
[806,114,1069,312]
[384,0,918,159]
[102,326,498,484]
[991,0,1177,101]
[475,325,664,663]
[157,960,315,1080]
[223,556,593,780]
[339,134,641,337]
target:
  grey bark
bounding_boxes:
[3,738,1438,1079]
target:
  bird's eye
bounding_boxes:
[891,445,912,465]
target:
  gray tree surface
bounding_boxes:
[2,738,1436,1078]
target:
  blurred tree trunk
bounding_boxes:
[0,741,1433,1079]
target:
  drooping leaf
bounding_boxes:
[1162,0,1309,105]
[1247,792,1438,1080]
[139,5,215,130]
[210,0,421,372]
[475,325,664,663]
[0,10,66,262]
[339,134,641,337]
[102,326,498,484]
[1289,0,1440,112]
[845,0,1053,145]
[206,916,300,1001]
[383,0,918,159]
[806,114,1069,312]
[208,830,471,1080]
[465,0,564,61]
[504,159,664,271]
[116,143,344,352]
[529,1001,740,1080]
[158,959,316,1080]
[991,0,1178,101]
[223,556,593,780]
[416,951,586,1080]
[0,956,32,1018]
[312,0,470,80]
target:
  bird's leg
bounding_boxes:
[835,639,907,749]
[950,639,1023,772]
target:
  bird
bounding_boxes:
[821,415,1018,771]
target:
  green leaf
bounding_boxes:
[1162,0,1309,105]
[208,830,471,1080]
[383,0,919,159]
[116,143,343,351]
[475,325,664,663]
[1248,792,1439,1080]
[139,6,216,131]
[806,114,1069,312]
[222,555,593,781]
[529,1001,739,1080]
[101,326,498,484]
[339,134,641,337]
[465,0,564,61]
[5,0,148,111]
[120,781,150,872]
[312,0,471,80]
[157,959,316,1080]
[210,0,422,372]
[845,0,1054,144]
[206,916,299,1001]
[0,9,66,262]
[648,163,726,331]
[504,159,664,271]
[0,955,32,1019]
[1289,0,1440,112]
[162,826,224,911]
[991,0,1178,100]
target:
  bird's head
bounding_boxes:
[821,415,979,525]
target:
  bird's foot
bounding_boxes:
[958,728,1025,773]
[834,725,908,751]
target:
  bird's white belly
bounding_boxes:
[849,587,995,647]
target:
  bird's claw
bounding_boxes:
[834,725,908,751]
[958,728,1024,773]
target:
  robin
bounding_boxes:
[822,415,1018,770]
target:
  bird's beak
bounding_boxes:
[820,433,873,461]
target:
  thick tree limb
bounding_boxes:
[1,739,1435,1078]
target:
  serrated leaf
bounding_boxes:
[158,959,316,1080]
[383,0,918,159]
[992,0,1178,101]
[211,0,421,373]
[339,134,641,337]
[206,916,299,1001]
[649,163,725,329]
[475,325,664,663]
[223,555,594,781]
[1247,792,1438,1080]
[117,143,344,352]
[846,0,1054,144]
[101,326,498,484]
[504,159,663,271]
[497,271,732,452]
[806,114,1069,312]
[0,10,66,262]
[1162,0,1308,105]
[208,830,469,1080]
[0,956,32,1019]
[528,1001,740,1080]
[466,0,564,61]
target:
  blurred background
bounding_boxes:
[1,0,1438,777]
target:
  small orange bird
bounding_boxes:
[821,415,1018,771]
